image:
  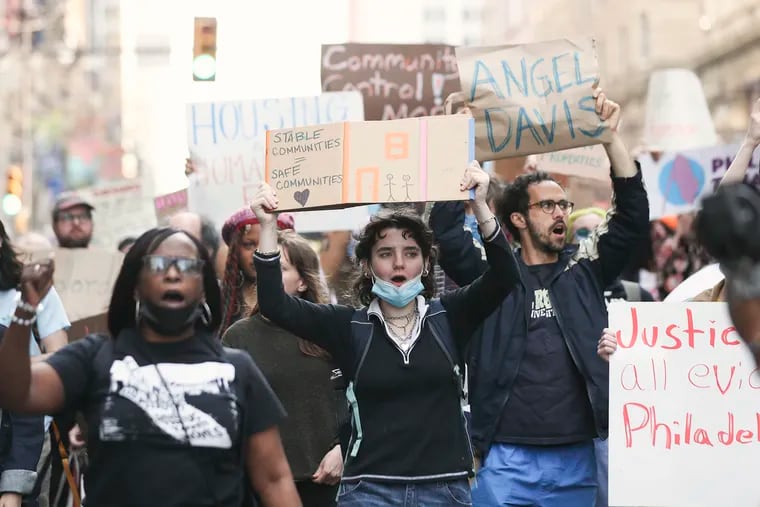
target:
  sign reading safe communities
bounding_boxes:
[456,37,613,161]
[321,43,460,121]
[609,302,760,507]
[265,116,474,210]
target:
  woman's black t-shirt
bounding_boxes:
[46,328,286,507]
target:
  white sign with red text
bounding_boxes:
[609,302,760,507]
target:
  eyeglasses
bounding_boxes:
[57,211,92,223]
[143,255,204,276]
[527,199,575,215]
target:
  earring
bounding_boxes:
[237,270,245,288]
[134,300,141,326]
[200,301,212,327]
[423,268,429,276]
[364,272,371,279]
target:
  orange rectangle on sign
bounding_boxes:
[385,132,410,160]
[354,167,380,201]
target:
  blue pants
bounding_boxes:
[471,441,597,507]
[593,439,608,507]
[337,479,472,506]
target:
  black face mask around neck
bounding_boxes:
[138,300,202,336]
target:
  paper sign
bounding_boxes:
[642,69,718,152]
[456,38,613,161]
[53,248,124,322]
[265,116,474,211]
[535,144,610,181]
[186,92,372,232]
[609,302,760,507]
[639,143,760,219]
[154,189,189,226]
[321,43,460,121]
[84,181,157,249]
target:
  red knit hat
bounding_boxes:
[221,207,295,245]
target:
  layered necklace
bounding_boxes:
[385,306,419,343]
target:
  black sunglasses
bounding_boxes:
[143,255,204,276]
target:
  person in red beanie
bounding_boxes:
[219,207,294,335]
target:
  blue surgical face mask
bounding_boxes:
[371,268,425,308]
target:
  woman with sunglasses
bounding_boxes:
[249,162,520,506]
[0,227,301,507]
[224,231,347,506]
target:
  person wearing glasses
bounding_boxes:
[51,195,95,249]
[430,88,650,506]
[0,227,301,506]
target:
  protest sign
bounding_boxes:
[456,37,613,161]
[321,43,460,121]
[639,142,760,218]
[534,144,610,181]
[265,115,474,211]
[609,302,760,507]
[642,69,718,152]
[84,181,157,249]
[154,189,189,225]
[186,92,372,232]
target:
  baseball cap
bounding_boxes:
[52,194,95,219]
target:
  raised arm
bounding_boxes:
[720,99,760,187]
[440,165,520,346]
[580,88,650,286]
[0,262,66,415]
[249,183,355,361]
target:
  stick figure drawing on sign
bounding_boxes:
[385,174,396,201]
[402,174,414,201]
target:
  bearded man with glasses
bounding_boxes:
[51,195,95,249]
[430,89,650,506]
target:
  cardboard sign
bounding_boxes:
[265,115,474,211]
[321,43,460,121]
[609,302,760,507]
[642,69,718,152]
[84,181,157,250]
[456,38,613,161]
[186,92,372,232]
[535,144,610,181]
[639,143,760,219]
[154,189,189,226]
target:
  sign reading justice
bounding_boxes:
[456,37,613,161]
[265,116,474,210]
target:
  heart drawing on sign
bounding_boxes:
[294,189,310,207]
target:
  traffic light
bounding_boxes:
[3,165,22,216]
[193,17,217,81]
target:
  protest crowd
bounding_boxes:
[0,32,760,507]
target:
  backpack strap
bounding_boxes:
[347,309,374,458]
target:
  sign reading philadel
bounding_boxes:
[456,37,613,161]
[186,92,371,233]
[265,115,474,211]
[609,302,760,507]
[321,43,460,121]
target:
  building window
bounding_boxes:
[640,12,650,60]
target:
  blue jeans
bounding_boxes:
[337,479,472,506]
[471,441,597,507]
[593,438,608,507]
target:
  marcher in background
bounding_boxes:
[219,207,294,335]
[0,227,301,506]
[250,161,520,506]
[51,195,94,250]
[224,231,347,507]
[431,88,649,506]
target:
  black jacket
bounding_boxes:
[430,168,650,456]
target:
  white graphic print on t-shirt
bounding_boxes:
[101,356,237,449]
[531,289,556,320]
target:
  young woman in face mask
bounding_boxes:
[224,231,347,507]
[219,207,295,335]
[0,227,301,507]
[249,162,520,506]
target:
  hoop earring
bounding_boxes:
[423,269,429,277]
[134,300,141,326]
[200,301,212,327]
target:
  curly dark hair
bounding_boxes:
[108,227,222,338]
[352,207,437,306]
[496,171,559,241]
[219,230,248,336]
[0,220,22,290]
